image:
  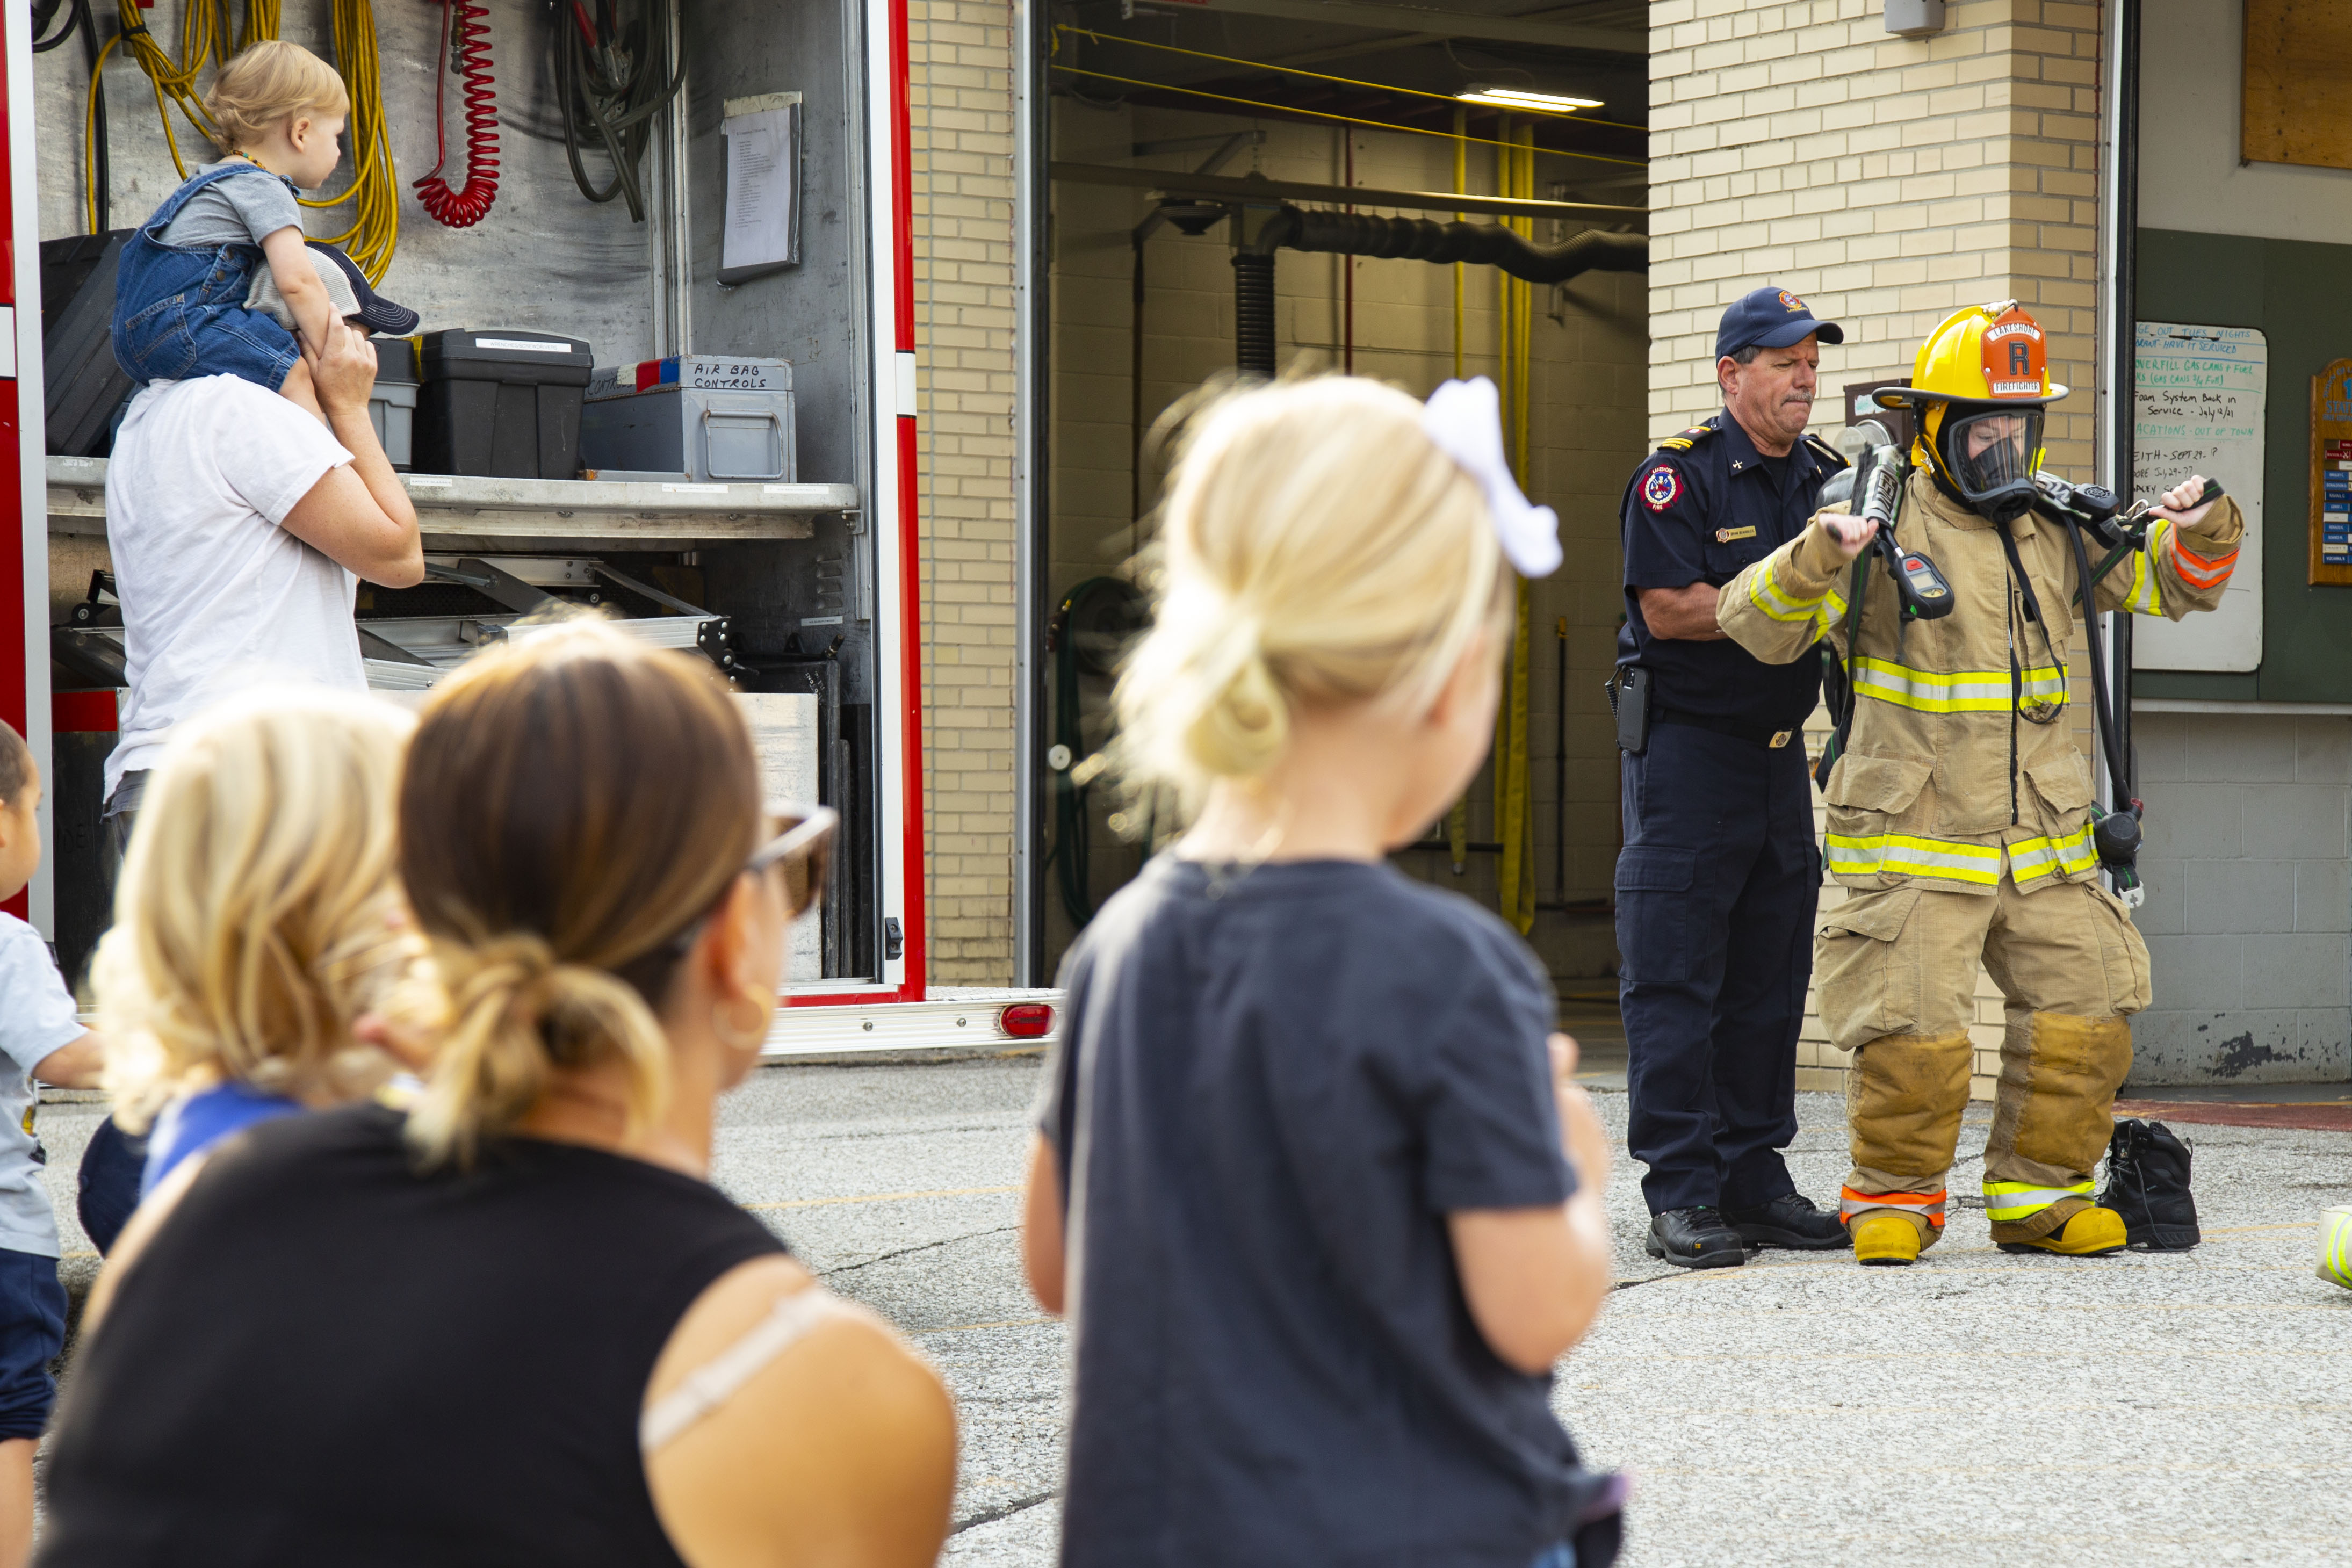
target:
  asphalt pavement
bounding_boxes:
[30,1053,2352,1565]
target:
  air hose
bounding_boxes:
[557,0,686,222]
[413,0,498,227]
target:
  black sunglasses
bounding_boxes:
[661,802,838,963]
[751,802,838,922]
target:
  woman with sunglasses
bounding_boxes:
[39,623,955,1568]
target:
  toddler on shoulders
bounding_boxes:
[110,40,416,420]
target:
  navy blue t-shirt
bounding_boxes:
[1036,856,1615,1568]
[1615,409,1842,727]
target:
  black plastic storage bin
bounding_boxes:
[415,329,594,479]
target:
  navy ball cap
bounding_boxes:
[1716,285,1844,360]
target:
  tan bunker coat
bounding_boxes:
[1716,470,2245,1245]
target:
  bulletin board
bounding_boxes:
[2311,359,2352,587]
[2133,323,2265,672]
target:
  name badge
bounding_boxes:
[1715,526,1758,543]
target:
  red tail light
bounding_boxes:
[999,1002,1055,1039]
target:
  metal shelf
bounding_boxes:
[46,456,850,546]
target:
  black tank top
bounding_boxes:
[37,1102,786,1567]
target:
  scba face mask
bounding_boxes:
[1941,406,2043,522]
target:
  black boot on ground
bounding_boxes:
[1646,1206,1748,1269]
[2098,1118,2200,1249]
[1722,1192,1852,1250]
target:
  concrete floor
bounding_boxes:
[30,1053,2352,1565]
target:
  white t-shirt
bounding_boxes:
[0,914,83,1258]
[105,376,362,796]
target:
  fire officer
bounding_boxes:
[1716,300,2243,1266]
[1611,286,1855,1268]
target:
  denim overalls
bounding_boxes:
[111,163,303,391]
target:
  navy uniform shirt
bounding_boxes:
[1616,410,1845,728]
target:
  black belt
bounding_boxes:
[1654,708,1800,749]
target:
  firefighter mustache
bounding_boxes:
[1714,300,2243,1266]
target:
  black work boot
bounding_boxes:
[1646,1206,1748,1269]
[2098,1118,2200,1249]
[1722,1192,1852,1251]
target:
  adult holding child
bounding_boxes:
[83,41,427,1237]
[1024,377,1622,1568]
[40,625,954,1568]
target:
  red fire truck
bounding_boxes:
[5,0,1056,1056]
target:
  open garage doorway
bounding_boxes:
[1020,2,1652,1038]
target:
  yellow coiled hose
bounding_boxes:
[85,0,398,283]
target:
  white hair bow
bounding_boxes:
[1420,377,1561,579]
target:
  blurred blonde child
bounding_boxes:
[95,686,415,1213]
[1021,375,1624,1568]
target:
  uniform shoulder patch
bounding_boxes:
[1656,423,1714,453]
[1804,432,1849,468]
[1640,464,1683,512]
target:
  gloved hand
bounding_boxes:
[1796,508,1875,580]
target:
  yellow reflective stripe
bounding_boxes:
[1824,831,2003,885]
[2319,1207,2352,1290]
[1799,583,1851,644]
[1983,1180,2094,1223]
[1850,657,2067,714]
[2125,520,2169,616]
[2007,822,2098,884]
[1747,555,1829,624]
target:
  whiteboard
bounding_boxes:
[2131,322,2264,672]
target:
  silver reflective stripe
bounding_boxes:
[1982,1181,2093,1221]
[2008,825,2097,883]
[1851,656,2067,713]
[1825,832,2002,884]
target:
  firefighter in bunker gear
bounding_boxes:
[1714,300,2245,1263]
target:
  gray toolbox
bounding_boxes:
[367,335,417,471]
[579,355,796,483]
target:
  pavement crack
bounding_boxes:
[816,1225,1021,1277]
[951,1489,1060,1535]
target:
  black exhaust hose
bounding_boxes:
[1249,206,1649,285]
[1232,252,1278,379]
[1227,207,1648,372]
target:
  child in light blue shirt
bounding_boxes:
[0,720,104,1562]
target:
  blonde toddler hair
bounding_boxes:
[1116,375,1510,803]
[204,40,350,154]
[97,685,416,1132]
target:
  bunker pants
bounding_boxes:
[1813,876,2151,1248]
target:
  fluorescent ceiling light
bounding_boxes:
[1454,85,1603,113]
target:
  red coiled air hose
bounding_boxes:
[413,0,499,227]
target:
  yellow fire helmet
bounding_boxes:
[1875,300,2068,519]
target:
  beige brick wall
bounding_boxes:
[910,1,1020,984]
[1650,0,2108,1097]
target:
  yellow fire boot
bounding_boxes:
[1997,1206,2128,1257]
[1850,1213,1922,1267]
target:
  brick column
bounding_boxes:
[910,1,1020,983]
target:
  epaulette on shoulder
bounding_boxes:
[1655,423,1713,453]
[1804,431,1849,467]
